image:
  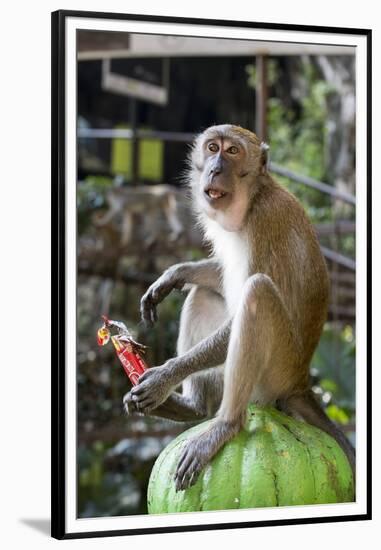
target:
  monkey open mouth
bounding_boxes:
[205,187,227,200]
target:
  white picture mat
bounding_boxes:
[64,14,368,535]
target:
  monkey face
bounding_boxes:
[189,125,267,231]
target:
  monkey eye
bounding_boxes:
[227,145,239,154]
[208,142,219,153]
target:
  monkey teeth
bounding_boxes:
[206,189,226,199]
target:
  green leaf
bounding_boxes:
[325,405,350,425]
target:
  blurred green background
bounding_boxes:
[77,32,356,518]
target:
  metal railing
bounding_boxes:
[78,127,356,205]
[269,162,355,206]
[78,127,197,143]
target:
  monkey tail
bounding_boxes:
[281,391,356,479]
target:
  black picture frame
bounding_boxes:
[51,9,372,540]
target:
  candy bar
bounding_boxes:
[97,315,147,385]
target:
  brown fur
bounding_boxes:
[247,175,330,376]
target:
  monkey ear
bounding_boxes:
[260,142,270,174]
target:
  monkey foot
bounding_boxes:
[174,419,238,491]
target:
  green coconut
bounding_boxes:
[147,405,354,513]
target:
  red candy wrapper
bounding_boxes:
[97,315,147,386]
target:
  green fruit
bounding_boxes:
[147,405,354,513]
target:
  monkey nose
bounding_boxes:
[210,166,222,177]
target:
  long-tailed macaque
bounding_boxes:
[95,184,184,247]
[123,124,355,491]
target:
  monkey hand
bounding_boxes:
[123,391,140,416]
[174,419,239,491]
[140,267,184,326]
[129,366,173,413]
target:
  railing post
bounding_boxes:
[129,98,139,184]
[255,55,268,141]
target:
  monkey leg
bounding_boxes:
[94,205,119,226]
[175,273,302,491]
[120,212,133,247]
[163,192,184,241]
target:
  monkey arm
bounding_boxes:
[124,391,208,422]
[169,319,231,379]
[149,393,207,421]
[130,320,231,413]
[140,259,223,326]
